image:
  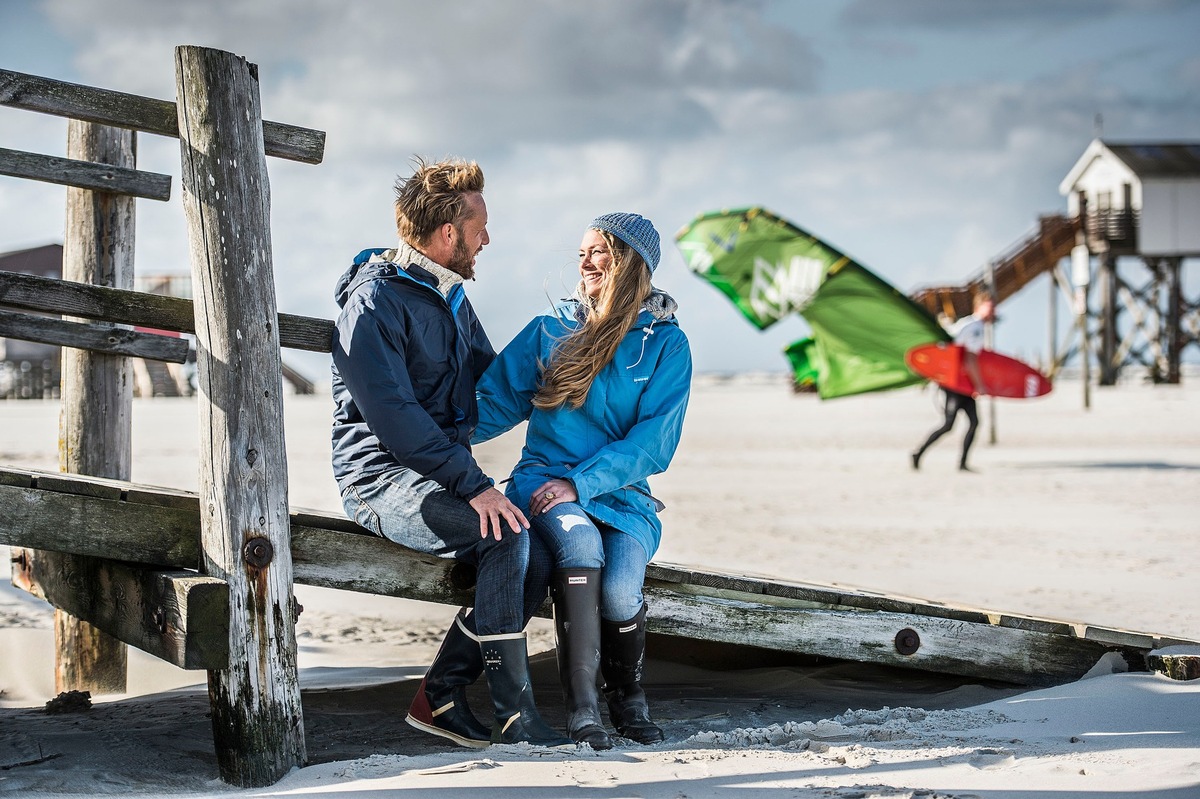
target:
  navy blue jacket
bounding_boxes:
[331,248,495,500]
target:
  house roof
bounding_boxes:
[0,243,63,278]
[1105,142,1200,178]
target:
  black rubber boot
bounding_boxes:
[601,604,664,744]
[480,631,573,747]
[405,608,491,748]
[550,569,613,750]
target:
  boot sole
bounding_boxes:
[405,713,491,749]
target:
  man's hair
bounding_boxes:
[393,158,485,246]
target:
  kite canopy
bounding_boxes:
[675,206,950,399]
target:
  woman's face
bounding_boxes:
[578,228,613,299]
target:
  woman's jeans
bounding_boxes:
[341,467,544,636]
[531,502,648,622]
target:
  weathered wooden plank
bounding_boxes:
[5,467,1193,688]
[0,469,34,488]
[0,147,171,200]
[654,560,995,625]
[0,310,189,362]
[0,482,201,568]
[0,272,335,352]
[290,524,474,606]
[176,44,305,787]
[31,471,125,500]
[0,68,325,164]
[14,552,228,670]
[642,590,1140,686]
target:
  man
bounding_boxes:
[330,157,567,748]
[911,294,995,472]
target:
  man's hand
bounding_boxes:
[469,487,530,541]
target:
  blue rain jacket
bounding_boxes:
[331,248,495,500]
[474,299,692,559]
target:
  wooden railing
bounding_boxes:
[910,213,1079,320]
[1,47,325,787]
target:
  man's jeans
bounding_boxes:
[531,502,648,622]
[341,467,542,635]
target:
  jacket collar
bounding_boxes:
[373,240,464,299]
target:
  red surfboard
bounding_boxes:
[905,342,1052,399]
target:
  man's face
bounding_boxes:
[445,192,489,280]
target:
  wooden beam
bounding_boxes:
[7,467,1192,689]
[0,147,171,201]
[0,478,202,568]
[642,587,1131,687]
[12,550,228,670]
[175,44,305,787]
[0,271,335,353]
[0,310,189,362]
[0,68,325,165]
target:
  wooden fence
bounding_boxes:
[1,46,325,786]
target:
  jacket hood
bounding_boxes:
[334,248,394,309]
[565,285,680,325]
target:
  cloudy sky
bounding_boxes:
[2,0,1198,381]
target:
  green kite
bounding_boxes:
[675,206,950,399]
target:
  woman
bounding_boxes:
[474,212,692,749]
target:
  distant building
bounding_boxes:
[1060,140,1200,383]
[1060,140,1200,258]
[0,244,63,397]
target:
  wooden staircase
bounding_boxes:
[910,214,1079,320]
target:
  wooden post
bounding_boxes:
[174,45,305,786]
[1165,257,1182,385]
[1047,266,1057,370]
[51,119,136,695]
[1099,252,1118,386]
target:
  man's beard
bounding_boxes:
[445,226,476,280]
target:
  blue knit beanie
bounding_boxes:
[589,212,660,275]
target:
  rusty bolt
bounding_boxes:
[11,551,28,570]
[243,537,274,568]
[894,627,921,656]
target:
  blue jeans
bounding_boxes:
[342,467,541,635]
[531,502,649,622]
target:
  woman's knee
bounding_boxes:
[600,586,644,622]
[600,571,645,621]
[534,505,603,570]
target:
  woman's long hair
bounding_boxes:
[533,231,652,410]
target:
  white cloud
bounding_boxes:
[3,0,1197,379]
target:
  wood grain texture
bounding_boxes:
[0,271,334,352]
[0,147,171,200]
[0,310,189,361]
[6,466,1187,691]
[174,45,305,787]
[0,68,325,164]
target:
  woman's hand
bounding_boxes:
[531,478,577,515]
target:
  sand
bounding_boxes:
[1,373,1198,798]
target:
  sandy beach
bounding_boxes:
[1,373,1198,798]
